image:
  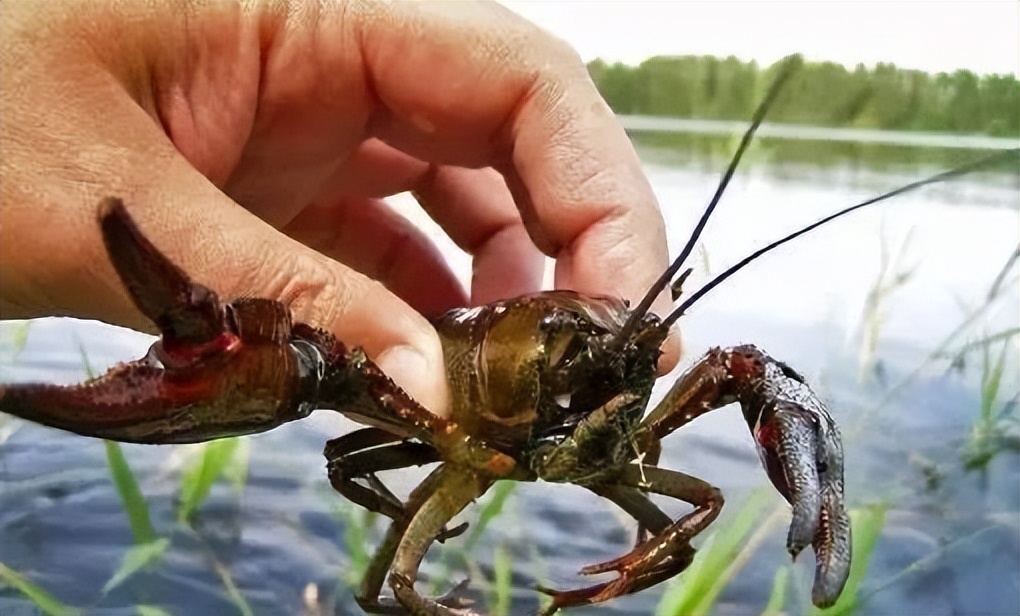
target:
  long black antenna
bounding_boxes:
[661,147,1020,327]
[616,55,802,343]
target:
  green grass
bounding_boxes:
[0,320,31,360]
[656,488,784,616]
[176,439,255,616]
[102,538,171,594]
[178,438,246,522]
[465,480,518,551]
[104,441,158,544]
[856,224,917,383]
[489,543,513,616]
[333,498,378,588]
[0,562,82,616]
[208,554,255,616]
[961,337,1020,472]
[761,566,791,616]
[865,247,1019,419]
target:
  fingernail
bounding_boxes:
[376,345,449,418]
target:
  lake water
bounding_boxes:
[1,153,1018,616]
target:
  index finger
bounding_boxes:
[353,0,680,369]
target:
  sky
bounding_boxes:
[498,1,1020,76]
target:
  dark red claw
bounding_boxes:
[0,203,313,444]
[98,197,225,344]
[1,365,209,443]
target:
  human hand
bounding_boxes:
[0,0,679,416]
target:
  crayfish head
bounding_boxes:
[520,295,669,484]
[536,295,666,427]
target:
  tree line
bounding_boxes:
[587,55,1019,138]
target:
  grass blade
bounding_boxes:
[979,339,1007,420]
[0,320,32,360]
[489,543,513,616]
[104,440,158,544]
[102,538,171,594]
[0,561,82,616]
[466,480,517,550]
[761,566,791,616]
[210,557,255,616]
[657,489,782,616]
[178,438,241,522]
[222,437,251,495]
[962,339,1017,471]
[340,504,376,587]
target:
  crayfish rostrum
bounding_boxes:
[3,60,1017,614]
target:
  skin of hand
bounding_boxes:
[0,0,679,417]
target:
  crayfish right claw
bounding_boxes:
[766,401,851,607]
[769,403,823,559]
[724,345,851,608]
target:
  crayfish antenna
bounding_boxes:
[661,147,1020,327]
[616,55,801,344]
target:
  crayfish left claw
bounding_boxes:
[0,200,318,444]
[725,345,851,608]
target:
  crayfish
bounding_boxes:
[2,60,1017,615]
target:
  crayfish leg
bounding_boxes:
[537,556,691,615]
[355,464,488,616]
[539,465,720,611]
[387,465,490,616]
[324,428,468,542]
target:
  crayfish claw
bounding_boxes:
[723,345,851,608]
[810,463,852,607]
[99,197,227,345]
[767,401,850,607]
[770,404,823,559]
[1,200,317,445]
